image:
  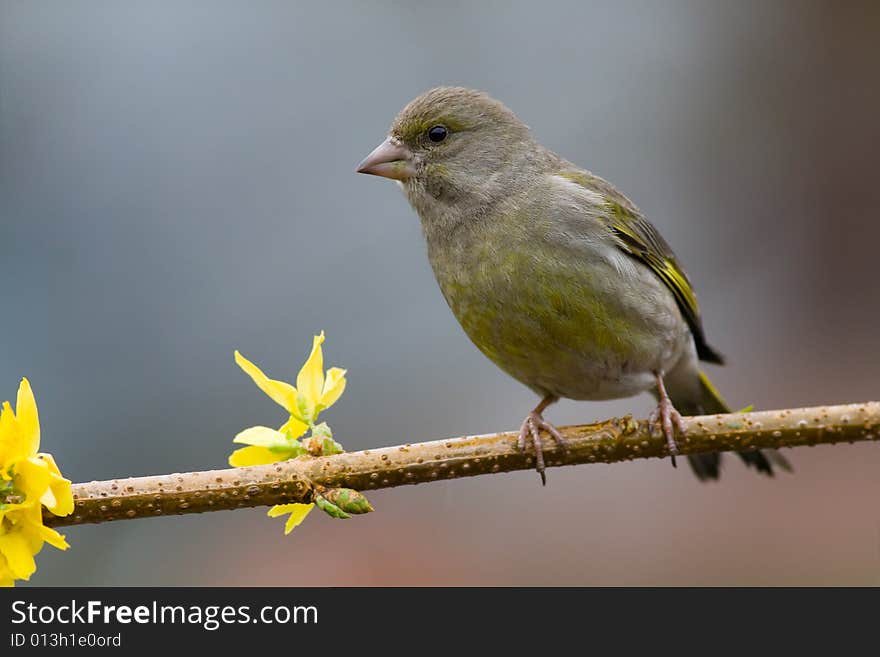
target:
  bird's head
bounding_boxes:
[357,87,535,219]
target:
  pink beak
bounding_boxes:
[356,137,415,181]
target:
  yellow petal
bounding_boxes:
[32,525,69,551]
[295,333,325,409]
[42,452,63,476]
[35,454,73,517]
[15,378,39,456]
[228,446,280,467]
[0,556,17,587]
[234,351,301,417]
[4,504,44,551]
[232,426,288,448]
[13,457,51,502]
[266,503,296,518]
[51,485,74,517]
[318,367,347,411]
[267,503,314,535]
[0,401,28,475]
[0,532,37,580]
[13,504,70,551]
[0,401,15,472]
[40,486,57,511]
[279,415,308,439]
[283,504,313,534]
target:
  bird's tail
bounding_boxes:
[673,372,791,481]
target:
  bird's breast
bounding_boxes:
[425,223,691,400]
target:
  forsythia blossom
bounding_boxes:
[0,379,73,586]
[230,332,347,532]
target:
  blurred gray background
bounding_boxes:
[2,1,879,586]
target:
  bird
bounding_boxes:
[356,86,790,484]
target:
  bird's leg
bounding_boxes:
[517,395,569,485]
[648,372,687,467]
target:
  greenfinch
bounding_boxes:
[358,87,789,484]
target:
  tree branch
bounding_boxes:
[44,401,880,528]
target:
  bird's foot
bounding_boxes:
[518,403,568,486]
[649,397,687,467]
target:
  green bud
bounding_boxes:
[315,494,350,519]
[320,488,374,514]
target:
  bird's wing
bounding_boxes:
[559,170,724,364]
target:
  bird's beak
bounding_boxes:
[356,137,415,181]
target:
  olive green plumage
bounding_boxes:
[362,87,788,480]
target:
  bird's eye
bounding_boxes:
[427,125,448,143]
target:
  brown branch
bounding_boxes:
[44,401,880,528]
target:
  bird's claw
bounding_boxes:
[649,398,687,467]
[517,412,568,485]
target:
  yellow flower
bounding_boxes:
[234,331,346,427]
[0,503,69,585]
[0,378,73,587]
[231,333,349,533]
[230,331,347,468]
